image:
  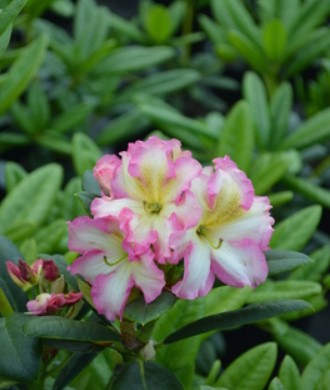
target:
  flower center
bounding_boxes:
[143,201,163,214]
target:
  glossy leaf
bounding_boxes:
[289,244,330,281]
[216,343,277,390]
[0,0,26,37]
[0,35,48,114]
[144,4,172,42]
[24,316,120,342]
[278,355,301,390]
[0,236,27,311]
[262,19,287,61]
[266,250,312,276]
[301,344,330,390]
[247,280,321,303]
[97,111,149,146]
[97,46,174,74]
[243,72,270,148]
[109,361,183,389]
[270,205,322,251]
[124,292,176,325]
[72,133,102,176]
[281,108,330,149]
[283,175,330,208]
[4,161,27,192]
[268,378,285,390]
[0,287,14,317]
[0,314,41,382]
[270,82,292,147]
[250,153,290,194]
[53,351,101,390]
[115,69,201,103]
[0,164,63,232]
[216,100,254,172]
[164,300,311,343]
[270,319,322,366]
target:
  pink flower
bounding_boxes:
[67,216,165,321]
[170,156,274,299]
[27,292,83,315]
[91,136,202,262]
[6,259,59,290]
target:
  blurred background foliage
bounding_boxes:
[0,0,330,389]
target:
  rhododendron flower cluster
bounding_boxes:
[68,136,274,321]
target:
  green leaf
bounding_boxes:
[73,0,110,60]
[268,378,285,390]
[109,361,183,389]
[262,19,287,61]
[243,72,270,148]
[4,161,27,192]
[97,46,175,74]
[285,28,330,77]
[37,132,72,155]
[266,250,312,276]
[270,205,322,251]
[268,191,294,207]
[51,103,93,134]
[228,30,266,73]
[0,164,63,232]
[115,69,201,103]
[24,316,120,342]
[27,80,50,132]
[72,133,102,176]
[247,280,321,303]
[0,287,14,317]
[53,351,101,390]
[0,0,26,37]
[216,343,277,390]
[278,355,301,390]
[216,100,254,172]
[0,34,48,114]
[250,153,290,194]
[270,82,292,147]
[283,175,330,208]
[0,25,12,56]
[216,0,261,47]
[144,4,172,43]
[107,11,146,42]
[281,108,330,149]
[124,292,176,325]
[97,111,149,146]
[301,344,330,390]
[34,219,67,253]
[0,314,41,382]
[289,244,330,282]
[269,319,322,366]
[0,132,29,151]
[164,300,311,343]
[0,236,27,312]
[3,222,36,243]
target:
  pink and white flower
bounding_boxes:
[170,156,274,299]
[67,216,165,321]
[91,136,202,262]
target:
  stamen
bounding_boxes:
[103,254,126,267]
[196,225,223,250]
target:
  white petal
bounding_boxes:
[211,240,268,288]
[91,262,133,321]
[172,238,214,299]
